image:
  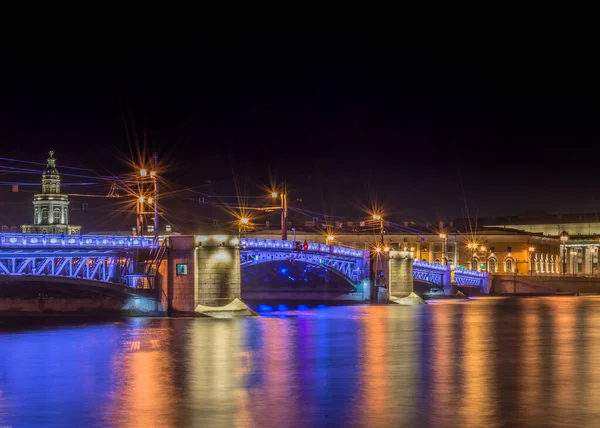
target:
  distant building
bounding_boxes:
[21,151,81,235]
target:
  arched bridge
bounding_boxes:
[0,233,156,292]
[240,238,489,292]
[414,260,489,290]
[239,238,369,285]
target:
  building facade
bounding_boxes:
[248,228,561,276]
[21,151,81,235]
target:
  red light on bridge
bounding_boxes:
[303,240,309,251]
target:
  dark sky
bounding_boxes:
[2,35,600,227]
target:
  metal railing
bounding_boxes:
[239,238,365,258]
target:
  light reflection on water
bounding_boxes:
[3,297,600,427]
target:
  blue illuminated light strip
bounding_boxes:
[413,260,448,272]
[239,238,365,259]
[0,233,155,249]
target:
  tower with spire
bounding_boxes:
[21,151,81,234]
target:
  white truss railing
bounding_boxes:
[454,268,488,287]
[0,255,129,284]
[0,233,154,249]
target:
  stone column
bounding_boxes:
[388,250,414,298]
[194,235,241,307]
[428,242,434,263]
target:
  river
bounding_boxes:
[1,296,599,427]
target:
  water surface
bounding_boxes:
[1,297,599,427]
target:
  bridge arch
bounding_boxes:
[240,249,365,285]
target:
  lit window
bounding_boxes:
[434,258,441,264]
[176,264,188,276]
[505,258,514,272]
[488,258,497,273]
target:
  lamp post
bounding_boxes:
[439,233,448,265]
[479,245,488,272]
[528,246,535,276]
[560,231,569,276]
[373,214,384,249]
[326,235,334,245]
[272,188,288,241]
[136,195,145,236]
[467,242,477,271]
[139,160,159,242]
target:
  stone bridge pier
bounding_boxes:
[163,235,254,317]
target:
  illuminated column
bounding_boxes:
[388,250,413,298]
[428,242,434,263]
[194,235,241,307]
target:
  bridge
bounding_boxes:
[0,233,158,291]
[0,234,489,297]
[0,233,490,315]
[239,238,489,299]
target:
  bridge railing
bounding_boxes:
[413,260,448,272]
[0,233,155,249]
[240,238,365,258]
[454,267,489,288]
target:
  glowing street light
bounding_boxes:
[375,247,382,253]
[240,217,249,225]
[439,232,448,265]
[383,246,390,252]
[326,235,334,243]
[271,188,287,240]
[138,196,145,203]
[372,214,381,221]
[139,169,148,177]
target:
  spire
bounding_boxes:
[47,150,55,168]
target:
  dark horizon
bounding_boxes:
[2,37,600,231]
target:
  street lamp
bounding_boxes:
[239,217,249,237]
[467,242,478,271]
[479,245,488,272]
[528,246,535,276]
[326,235,334,244]
[373,214,384,248]
[139,155,159,242]
[439,233,448,265]
[559,231,569,276]
[271,187,288,241]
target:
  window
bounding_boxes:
[578,263,583,273]
[41,209,48,224]
[53,209,60,224]
[434,244,442,252]
[447,245,455,252]
[176,264,188,276]
[506,258,514,272]
[434,258,441,264]
[147,225,154,232]
[471,258,479,270]
[447,258,454,266]
[490,246,495,252]
[507,247,512,253]
[577,248,582,256]
[488,258,497,273]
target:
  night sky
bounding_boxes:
[2,36,600,229]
